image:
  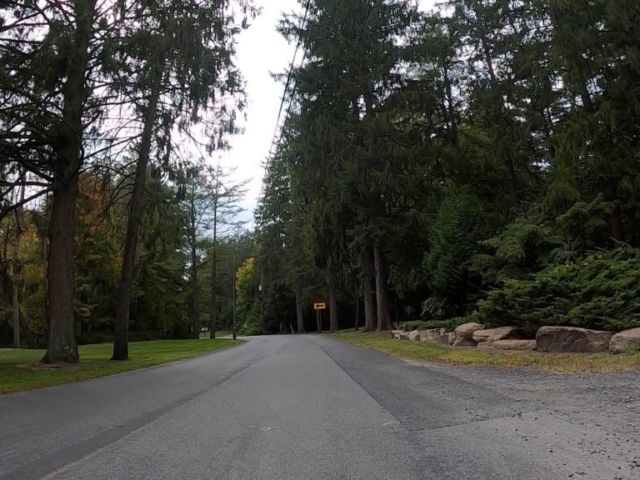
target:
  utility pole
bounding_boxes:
[232,251,237,340]
[259,280,265,334]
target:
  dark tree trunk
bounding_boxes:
[611,205,625,243]
[42,0,96,364]
[12,207,21,348]
[189,247,199,339]
[394,295,399,330]
[295,289,305,333]
[442,61,459,148]
[605,186,625,243]
[187,185,200,339]
[19,310,35,349]
[0,262,35,348]
[45,178,80,363]
[113,74,161,361]
[329,286,338,332]
[42,234,48,344]
[374,247,393,332]
[362,249,376,331]
[354,293,360,332]
[231,253,237,340]
[209,202,218,339]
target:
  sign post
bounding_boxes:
[314,302,326,333]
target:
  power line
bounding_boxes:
[266,0,313,164]
[261,1,373,203]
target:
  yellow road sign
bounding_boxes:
[314,303,326,310]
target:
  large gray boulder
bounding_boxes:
[437,332,455,346]
[492,340,536,351]
[408,330,421,342]
[473,326,524,345]
[398,332,411,341]
[419,328,445,343]
[609,328,640,354]
[454,322,485,341]
[390,330,404,339]
[453,337,477,347]
[536,326,613,353]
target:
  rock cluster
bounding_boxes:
[390,322,640,355]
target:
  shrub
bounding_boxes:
[423,191,489,317]
[476,248,640,332]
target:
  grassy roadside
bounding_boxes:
[199,331,233,339]
[333,331,640,374]
[0,339,238,395]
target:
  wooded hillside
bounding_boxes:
[247,0,640,335]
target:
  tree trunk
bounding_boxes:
[45,178,80,363]
[295,289,305,333]
[12,207,21,348]
[442,61,459,148]
[605,186,625,243]
[611,204,625,243]
[232,253,237,340]
[329,286,338,332]
[209,201,218,339]
[113,73,162,361]
[19,310,35,349]
[362,250,376,331]
[354,293,360,332]
[42,233,49,343]
[189,247,199,338]
[0,261,35,348]
[187,185,200,339]
[374,247,393,332]
[12,267,19,348]
[42,0,95,364]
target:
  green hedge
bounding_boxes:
[476,248,640,332]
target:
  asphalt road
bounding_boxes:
[1,335,638,480]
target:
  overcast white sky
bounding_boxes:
[216,0,437,224]
[214,0,299,224]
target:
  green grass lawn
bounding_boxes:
[0,339,237,395]
[333,331,640,374]
[199,330,233,339]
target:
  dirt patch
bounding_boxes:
[406,358,640,442]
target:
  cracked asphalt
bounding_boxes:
[1,334,638,479]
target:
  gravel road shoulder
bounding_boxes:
[406,359,640,442]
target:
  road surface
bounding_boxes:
[1,335,639,479]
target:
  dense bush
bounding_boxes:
[471,214,567,285]
[476,248,640,332]
[423,192,489,318]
